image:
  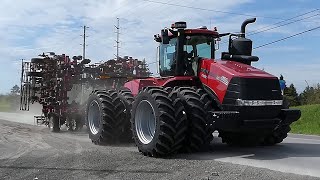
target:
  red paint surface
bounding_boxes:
[125,58,277,103]
[124,76,196,96]
[200,59,277,103]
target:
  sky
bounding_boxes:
[0,0,319,93]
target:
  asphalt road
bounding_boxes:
[0,112,319,180]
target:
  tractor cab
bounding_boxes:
[154,22,220,77]
[154,19,260,78]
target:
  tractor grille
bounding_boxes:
[222,77,282,119]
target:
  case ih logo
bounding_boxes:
[215,75,229,86]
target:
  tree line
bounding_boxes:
[284,83,320,107]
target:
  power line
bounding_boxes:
[118,0,184,37]
[253,25,320,49]
[249,8,319,34]
[109,1,137,17]
[140,0,291,20]
[249,13,319,36]
[219,9,320,45]
[120,0,182,19]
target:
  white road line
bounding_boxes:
[287,137,320,142]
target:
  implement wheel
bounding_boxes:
[48,115,60,132]
[67,116,84,131]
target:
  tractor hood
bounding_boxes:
[199,59,281,104]
[215,60,275,79]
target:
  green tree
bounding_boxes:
[284,83,300,106]
[299,84,320,105]
[7,85,20,111]
[10,85,20,95]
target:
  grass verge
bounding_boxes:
[290,104,320,135]
[0,103,11,112]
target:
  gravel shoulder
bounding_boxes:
[0,119,318,180]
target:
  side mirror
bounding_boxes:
[161,29,170,44]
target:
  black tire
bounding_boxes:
[86,90,118,144]
[262,125,291,145]
[196,88,218,144]
[173,87,208,152]
[66,116,84,131]
[75,116,84,131]
[131,87,176,157]
[27,72,43,77]
[48,115,60,132]
[167,89,188,153]
[218,131,263,146]
[261,97,291,146]
[118,89,135,142]
[31,57,45,63]
[66,118,76,131]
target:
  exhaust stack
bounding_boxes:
[240,18,256,37]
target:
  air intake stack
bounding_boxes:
[229,18,256,56]
[222,18,259,65]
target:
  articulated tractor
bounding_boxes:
[86,18,301,157]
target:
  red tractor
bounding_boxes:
[86,18,301,157]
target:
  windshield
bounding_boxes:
[159,35,215,76]
[184,35,215,59]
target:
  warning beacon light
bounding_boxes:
[171,21,187,29]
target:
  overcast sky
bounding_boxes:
[0,0,319,93]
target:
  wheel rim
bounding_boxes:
[135,100,156,144]
[88,100,101,135]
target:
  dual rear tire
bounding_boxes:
[86,90,131,144]
[131,86,215,157]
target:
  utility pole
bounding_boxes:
[81,25,89,60]
[80,25,88,105]
[115,18,120,60]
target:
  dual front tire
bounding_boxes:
[131,87,177,157]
